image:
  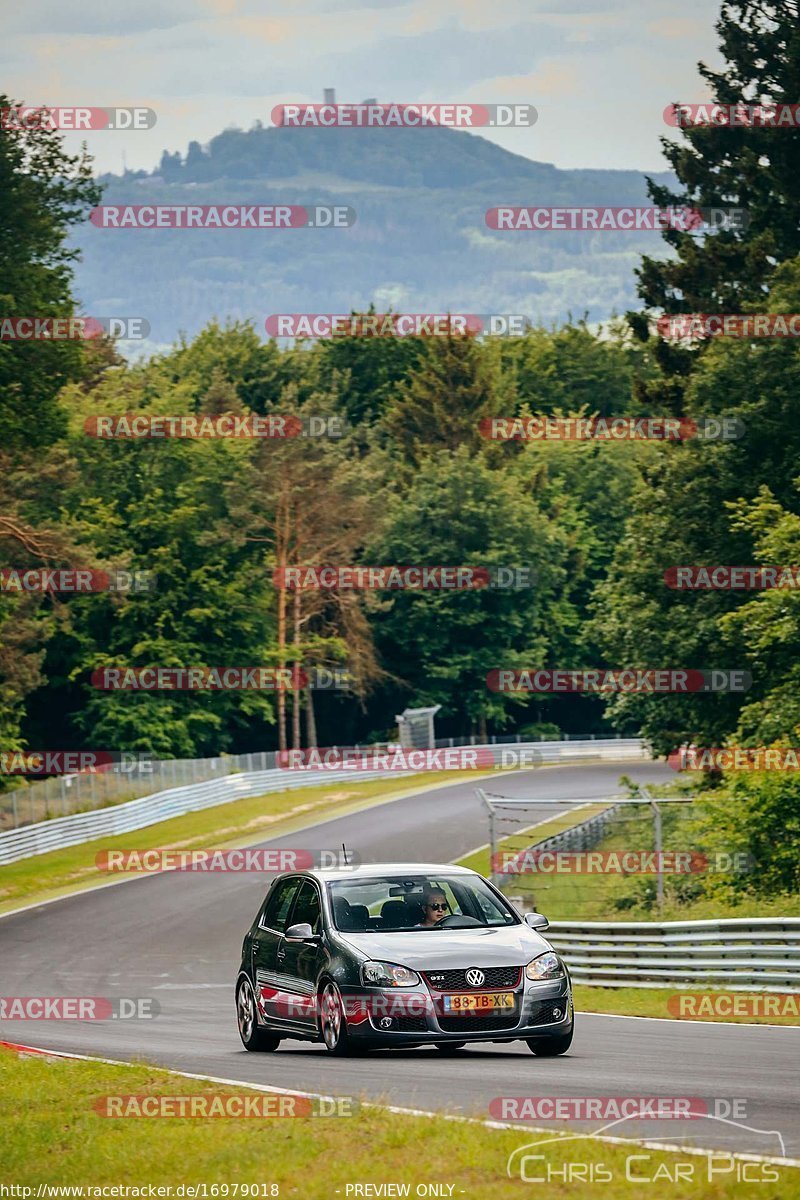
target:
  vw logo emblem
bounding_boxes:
[465,968,485,988]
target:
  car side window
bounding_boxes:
[260,877,301,931]
[288,880,322,933]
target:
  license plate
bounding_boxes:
[442,992,515,1013]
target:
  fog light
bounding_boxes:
[553,1007,562,1019]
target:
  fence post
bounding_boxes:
[649,792,664,912]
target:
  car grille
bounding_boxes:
[423,966,522,991]
[437,1008,520,1033]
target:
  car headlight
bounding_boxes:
[525,951,565,981]
[361,960,420,988]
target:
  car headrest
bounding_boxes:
[347,904,370,929]
[380,900,409,927]
[404,899,425,924]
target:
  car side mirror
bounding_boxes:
[285,922,319,941]
[524,912,549,931]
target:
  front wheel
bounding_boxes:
[526,1025,573,1057]
[319,981,353,1055]
[237,978,281,1052]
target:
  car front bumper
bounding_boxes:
[340,978,572,1044]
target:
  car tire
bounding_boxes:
[526,1025,573,1056]
[236,978,281,1052]
[319,981,353,1055]
[435,1042,467,1053]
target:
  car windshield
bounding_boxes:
[327,874,518,932]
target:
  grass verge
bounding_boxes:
[482,798,800,922]
[1,1046,796,1196]
[574,985,800,1026]
[0,769,486,916]
[457,801,613,876]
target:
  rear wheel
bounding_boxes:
[319,981,353,1055]
[526,1025,573,1057]
[237,978,281,1052]
[435,1042,466,1053]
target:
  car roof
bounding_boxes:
[302,862,480,882]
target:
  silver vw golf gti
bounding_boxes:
[236,862,573,1055]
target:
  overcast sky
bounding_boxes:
[5,0,724,176]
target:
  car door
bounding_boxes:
[277,878,328,1031]
[251,875,302,1028]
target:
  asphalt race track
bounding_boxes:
[1,761,798,1159]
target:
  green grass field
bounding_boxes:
[2,1046,796,1197]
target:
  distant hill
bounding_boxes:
[73,122,676,351]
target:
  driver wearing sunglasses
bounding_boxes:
[417,887,451,928]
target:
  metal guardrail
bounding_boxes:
[545,918,800,992]
[0,738,648,865]
[0,731,636,831]
[494,805,800,993]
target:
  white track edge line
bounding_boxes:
[2,1038,797,1169]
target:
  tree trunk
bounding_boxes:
[292,588,302,750]
[305,683,317,748]
[277,577,287,753]
[478,713,488,743]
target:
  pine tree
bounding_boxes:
[637,0,800,318]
